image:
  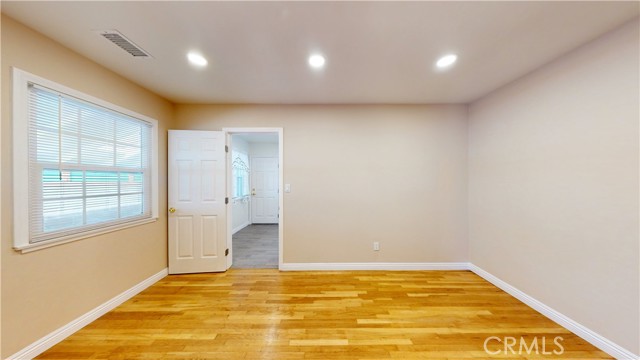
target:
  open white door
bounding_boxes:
[168,130,227,274]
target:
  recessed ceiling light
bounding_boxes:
[187,52,208,67]
[436,54,457,69]
[308,54,326,69]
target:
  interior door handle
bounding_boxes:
[169,207,176,213]
[251,189,256,196]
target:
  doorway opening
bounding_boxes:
[233,224,278,268]
[225,128,283,270]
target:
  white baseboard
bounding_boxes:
[232,221,250,235]
[279,262,470,271]
[8,268,168,360]
[468,264,638,360]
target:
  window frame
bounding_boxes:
[12,67,159,253]
[231,151,250,199]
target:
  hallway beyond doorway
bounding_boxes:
[232,225,278,268]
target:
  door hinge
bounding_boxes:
[225,248,229,256]
[225,197,229,204]
[225,145,229,153]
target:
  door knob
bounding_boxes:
[169,207,176,213]
[251,189,256,196]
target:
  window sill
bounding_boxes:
[14,217,158,254]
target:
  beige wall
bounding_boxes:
[175,104,468,264]
[1,15,173,357]
[468,19,639,354]
[1,14,4,360]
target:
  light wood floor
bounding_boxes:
[37,270,612,359]
[232,225,278,268]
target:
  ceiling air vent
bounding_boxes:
[96,30,152,58]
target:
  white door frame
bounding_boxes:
[224,127,284,270]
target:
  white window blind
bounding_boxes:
[27,83,153,244]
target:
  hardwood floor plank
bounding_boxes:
[37,270,612,359]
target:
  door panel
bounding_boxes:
[251,157,279,224]
[201,160,217,201]
[201,215,219,257]
[177,216,194,258]
[169,130,227,274]
[177,160,192,201]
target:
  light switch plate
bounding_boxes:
[285,184,291,193]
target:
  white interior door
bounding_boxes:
[168,130,227,274]
[251,157,279,224]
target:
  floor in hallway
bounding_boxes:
[232,224,278,268]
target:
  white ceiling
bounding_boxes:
[2,1,638,104]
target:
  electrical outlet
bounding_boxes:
[373,242,380,251]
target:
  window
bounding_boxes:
[13,68,158,252]
[232,151,250,198]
